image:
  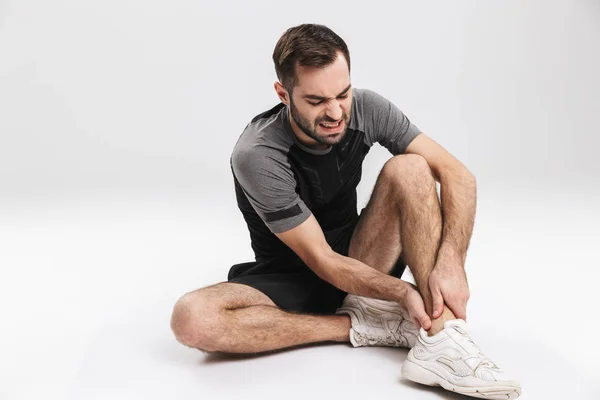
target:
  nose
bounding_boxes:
[325,100,343,121]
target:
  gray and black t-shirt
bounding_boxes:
[230,88,422,261]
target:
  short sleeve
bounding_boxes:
[361,89,422,155]
[230,147,312,234]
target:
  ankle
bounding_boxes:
[335,314,352,342]
[427,308,456,336]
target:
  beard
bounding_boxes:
[289,98,350,147]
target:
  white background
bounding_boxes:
[1,1,599,399]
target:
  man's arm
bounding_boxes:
[405,133,477,267]
[276,214,432,329]
[405,133,476,320]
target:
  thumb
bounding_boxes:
[431,287,444,319]
[418,311,432,331]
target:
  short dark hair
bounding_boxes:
[272,24,351,94]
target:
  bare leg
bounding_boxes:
[348,154,456,335]
[171,282,351,354]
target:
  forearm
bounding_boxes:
[312,250,409,304]
[437,171,477,266]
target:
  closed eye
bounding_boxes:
[308,94,349,106]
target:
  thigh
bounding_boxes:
[228,257,347,315]
[186,281,277,311]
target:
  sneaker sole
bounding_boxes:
[402,359,521,399]
[337,297,411,324]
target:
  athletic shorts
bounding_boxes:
[227,210,407,315]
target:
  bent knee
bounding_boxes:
[170,292,222,351]
[383,153,431,177]
[382,154,435,190]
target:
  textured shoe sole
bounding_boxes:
[337,296,411,325]
[402,359,521,399]
[336,295,418,348]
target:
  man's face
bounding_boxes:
[288,53,352,148]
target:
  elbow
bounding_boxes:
[454,167,476,185]
[456,164,475,183]
[306,247,340,284]
[440,169,476,186]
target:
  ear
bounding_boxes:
[274,81,290,105]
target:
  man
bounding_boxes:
[171,24,521,399]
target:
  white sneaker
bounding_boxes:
[335,294,418,348]
[402,319,521,399]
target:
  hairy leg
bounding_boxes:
[171,282,351,354]
[348,154,455,335]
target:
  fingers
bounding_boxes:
[411,310,431,330]
[418,311,432,331]
[405,290,431,330]
[447,300,467,321]
[431,286,444,319]
[413,296,432,330]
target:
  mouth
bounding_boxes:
[318,119,344,134]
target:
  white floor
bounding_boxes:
[1,182,599,400]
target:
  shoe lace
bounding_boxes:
[454,326,500,370]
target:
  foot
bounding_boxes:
[401,319,521,399]
[335,294,418,348]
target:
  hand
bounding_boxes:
[402,282,432,330]
[429,257,470,321]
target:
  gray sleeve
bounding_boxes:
[231,147,312,234]
[361,89,422,154]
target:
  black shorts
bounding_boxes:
[227,212,407,315]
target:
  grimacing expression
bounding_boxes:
[287,54,353,147]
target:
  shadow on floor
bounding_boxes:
[399,379,473,400]
[199,341,351,364]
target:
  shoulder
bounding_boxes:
[349,88,393,128]
[231,104,294,168]
[352,87,392,112]
[232,103,293,158]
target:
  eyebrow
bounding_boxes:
[302,84,352,101]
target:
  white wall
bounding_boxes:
[1,0,598,204]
